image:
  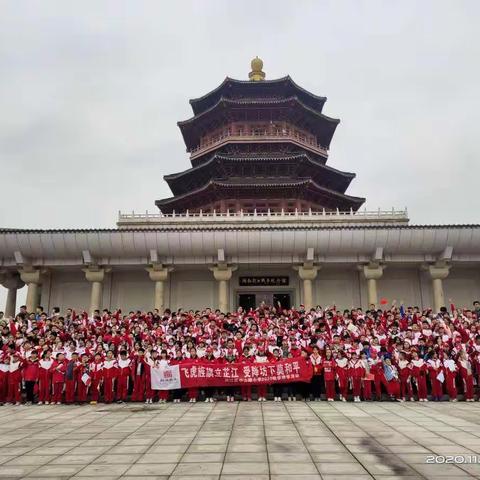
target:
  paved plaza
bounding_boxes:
[1,402,480,480]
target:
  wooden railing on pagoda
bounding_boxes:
[190,129,329,160]
[117,208,409,228]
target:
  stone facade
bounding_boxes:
[1,211,480,315]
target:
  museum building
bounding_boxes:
[1,58,480,316]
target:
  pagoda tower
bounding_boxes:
[156,58,365,214]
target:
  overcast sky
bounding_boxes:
[1,1,479,306]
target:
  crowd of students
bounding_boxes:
[1,299,480,405]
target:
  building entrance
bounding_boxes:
[237,292,292,310]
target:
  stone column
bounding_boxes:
[146,265,172,312]
[297,265,318,310]
[0,272,24,318]
[363,264,384,307]
[83,267,107,315]
[211,265,236,313]
[428,264,450,313]
[19,268,42,313]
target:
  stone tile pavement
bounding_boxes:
[1,401,480,479]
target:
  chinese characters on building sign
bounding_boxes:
[239,276,289,286]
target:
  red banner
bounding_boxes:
[176,357,313,389]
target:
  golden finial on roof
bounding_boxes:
[249,56,265,81]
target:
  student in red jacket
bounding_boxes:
[8,352,23,405]
[65,352,79,404]
[0,356,9,405]
[322,349,336,401]
[335,350,349,402]
[348,352,365,402]
[310,346,323,401]
[255,347,269,401]
[360,352,373,401]
[102,350,118,403]
[397,352,413,402]
[38,351,53,405]
[443,355,458,401]
[239,347,254,401]
[116,350,131,402]
[410,351,428,401]
[76,354,91,404]
[170,350,184,403]
[51,353,67,404]
[427,352,444,401]
[203,348,217,402]
[89,353,104,404]
[458,350,475,401]
[131,349,147,402]
[23,350,40,404]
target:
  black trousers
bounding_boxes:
[311,375,324,398]
[273,384,283,397]
[25,380,36,402]
[172,388,183,399]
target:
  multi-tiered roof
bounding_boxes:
[156,58,365,214]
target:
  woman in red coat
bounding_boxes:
[322,349,336,401]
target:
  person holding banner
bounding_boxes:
[170,350,184,403]
[239,346,253,401]
[154,350,170,403]
[186,347,200,402]
[255,346,269,401]
[203,348,217,402]
[224,347,237,402]
[310,346,323,401]
[272,347,284,401]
